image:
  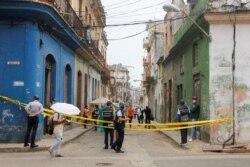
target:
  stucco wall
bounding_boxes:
[209,24,250,144]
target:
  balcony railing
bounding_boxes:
[39,0,107,66]
[40,0,86,39]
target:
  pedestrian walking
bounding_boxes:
[189,96,200,141]
[144,106,151,129]
[102,101,114,149]
[24,95,43,148]
[136,107,142,124]
[127,105,134,128]
[98,105,104,133]
[140,109,144,124]
[111,102,129,153]
[177,99,190,145]
[92,105,99,131]
[48,112,67,157]
[83,106,90,129]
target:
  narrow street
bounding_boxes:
[0,130,250,167]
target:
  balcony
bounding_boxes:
[174,0,209,44]
[40,0,86,39]
[143,58,150,67]
[143,37,149,49]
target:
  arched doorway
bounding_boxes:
[64,64,72,103]
[44,54,56,134]
[77,70,82,109]
[44,54,56,105]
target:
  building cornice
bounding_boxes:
[204,12,250,24]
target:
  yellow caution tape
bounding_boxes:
[0,95,233,131]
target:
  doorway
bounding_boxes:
[64,64,72,103]
[44,54,56,134]
[77,71,82,109]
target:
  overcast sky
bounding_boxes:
[101,0,171,87]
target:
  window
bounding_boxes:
[177,84,183,104]
[193,43,198,67]
[180,55,184,75]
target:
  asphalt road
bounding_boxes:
[0,130,250,167]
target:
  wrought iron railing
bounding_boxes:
[40,0,86,38]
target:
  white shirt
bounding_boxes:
[53,112,64,133]
[25,100,43,117]
[136,108,141,115]
[116,110,122,117]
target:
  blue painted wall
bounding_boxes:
[0,21,74,142]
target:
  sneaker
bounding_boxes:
[24,144,29,147]
[55,154,63,157]
[48,149,53,157]
[103,146,108,149]
[189,139,193,142]
[116,150,124,153]
[30,144,38,148]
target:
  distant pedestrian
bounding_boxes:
[140,109,144,124]
[83,106,90,128]
[111,102,129,153]
[24,95,43,148]
[92,105,99,131]
[127,105,134,128]
[144,106,151,129]
[136,107,142,124]
[177,99,190,145]
[98,105,104,133]
[48,112,67,157]
[102,101,114,149]
[189,96,200,141]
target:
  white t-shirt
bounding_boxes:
[116,110,122,117]
[53,112,64,133]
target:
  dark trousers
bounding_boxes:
[104,125,114,147]
[137,115,141,124]
[180,127,188,144]
[128,116,133,128]
[24,116,39,146]
[112,123,124,151]
[145,116,151,128]
[83,116,88,128]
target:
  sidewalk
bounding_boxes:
[159,130,206,152]
[0,126,92,153]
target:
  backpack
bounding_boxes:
[47,113,59,135]
[179,106,190,122]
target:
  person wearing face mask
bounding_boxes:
[189,96,200,141]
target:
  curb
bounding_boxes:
[0,127,93,153]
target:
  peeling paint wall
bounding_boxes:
[234,24,250,143]
[210,24,250,144]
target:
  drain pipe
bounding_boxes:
[231,24,236,145]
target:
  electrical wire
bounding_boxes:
[103,0,130,8]
[105,0,142,11]
[106,1,166,18]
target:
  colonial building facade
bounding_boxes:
[0,0,109,142]
[143,0,250,144]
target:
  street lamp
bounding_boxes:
[163,3,211,41]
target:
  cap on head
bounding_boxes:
[119,102,125,108]
[192,96,197,100]
[106,101,112,106]
[33,95,39,100]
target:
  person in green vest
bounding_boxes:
[189,96,200,141]
[98,105,104,133]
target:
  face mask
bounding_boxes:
[193,100,196,103]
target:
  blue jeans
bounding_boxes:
[50,130,63,155]
[191,118,197,139]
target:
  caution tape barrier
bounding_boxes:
[0,96,233,131]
